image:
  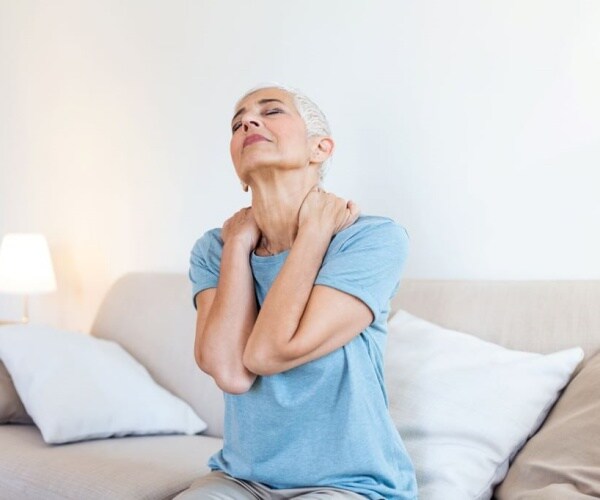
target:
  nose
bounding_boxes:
[242,118,259,132]
[240,110,261,132]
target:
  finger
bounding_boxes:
[346,201,360,224]
[339,201,353,228]
[348,200,360,217]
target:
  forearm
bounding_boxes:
[243,224,331,369]
[199,238,257,393]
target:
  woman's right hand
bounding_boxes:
[221,206,261,252]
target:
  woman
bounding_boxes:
[179,83,418,499]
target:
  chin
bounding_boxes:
[239,158,287,172]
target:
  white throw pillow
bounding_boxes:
[0,324,207,444]
[385,309,584,500]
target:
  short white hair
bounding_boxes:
[234,82,333,184]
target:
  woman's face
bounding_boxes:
[230,87,317,183]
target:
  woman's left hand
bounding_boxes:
[298,185,360,236]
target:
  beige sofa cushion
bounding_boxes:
[0,424,223,500]
[0,361,33,424]
[496,352,600,498]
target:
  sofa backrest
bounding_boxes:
[90,272,225,437]
[391,279,600,371]
[91,272,600,439]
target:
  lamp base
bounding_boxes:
[0,319,21,326]
[0,296,30,326]
[22,294,29,323]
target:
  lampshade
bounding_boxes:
[0,233,57,294]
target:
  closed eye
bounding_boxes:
[265,108,282,115]
[231,108,283,133]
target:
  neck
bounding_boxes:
[248,170,321,255]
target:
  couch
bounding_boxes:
[0,272,598,499]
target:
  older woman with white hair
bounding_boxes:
[179,83,418,499]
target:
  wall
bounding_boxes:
[1,0,599,332]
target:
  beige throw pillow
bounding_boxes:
[496,351,600,498]
[0,361,33,424]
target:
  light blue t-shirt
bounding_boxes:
[188,214,418,500]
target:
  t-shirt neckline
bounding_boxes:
[251,247,291,263]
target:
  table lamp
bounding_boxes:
[0,233,57,324]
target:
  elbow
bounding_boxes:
[194,349,212,375]
[242,346,282,377]
[215,374,255,395]
[242,352,262,376]
[195,354,256,395]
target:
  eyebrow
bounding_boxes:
[231,98,286,124]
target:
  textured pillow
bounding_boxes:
[495,351,600,499]
[0,360,33,424]
[385,309,584,500]
[0,324,207,444]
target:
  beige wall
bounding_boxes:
[1,0,599,332]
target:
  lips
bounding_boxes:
[243,134,270,147]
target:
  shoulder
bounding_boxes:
[191,227,223,258]
[330,214,409,251]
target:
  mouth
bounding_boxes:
[243,134,270,147]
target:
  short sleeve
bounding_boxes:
[314,220,409,325]
[188,229,221,310]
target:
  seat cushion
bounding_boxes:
[0,424,223,500]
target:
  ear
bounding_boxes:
[309,136,335,164]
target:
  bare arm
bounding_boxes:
[243,189,368,376]
[194,208,260,394]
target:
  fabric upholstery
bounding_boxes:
[0,424,222,500]
[4,273,600,499]
[91,272,225,437]
[90,274,600,443]
[391,280,600,370]
[495,352,600,499]
[0,324,206,444]
[385,309,583,500]
[0,360,32,424]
